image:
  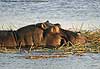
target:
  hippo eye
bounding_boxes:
[72,32,79,37]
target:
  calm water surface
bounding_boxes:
[0,52,100,69]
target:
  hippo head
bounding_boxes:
[36,20,53,30]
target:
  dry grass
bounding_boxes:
[0,48,18,53]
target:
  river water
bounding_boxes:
[0,0,100,30]
[0,52,100,69]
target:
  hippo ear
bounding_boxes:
[44,20,53,26]
[54,23,61,28]
[41,23,47,30]
[53,26,60,33]
[45,20,49,23]
[50,26,60,33]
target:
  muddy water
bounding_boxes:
[0,51,100,69]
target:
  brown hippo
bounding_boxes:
[44,25,66,49]
[16,21,53,50]
[60,29,87,46]
[44,23,87,49]
[0,30,17,49]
